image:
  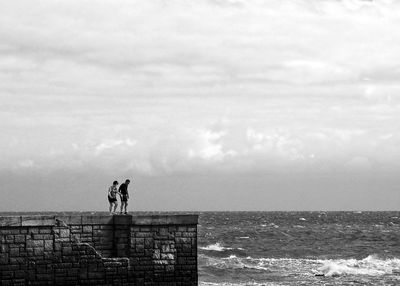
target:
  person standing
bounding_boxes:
[118,179,131,214]
[108,180,119,214]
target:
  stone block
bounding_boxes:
[116,232,130,239]
[88,271,105,279]
[0,244,9,253]
[9,257,26,265]
[82,225,92,233]
[153,260,169,265]
[135,232,152,238]
[175,237,191,243]
[25,247,34,256]
[113,215,132,225]
[135,245,145,253]
[144,238,153,248]
[178,226,187,232]
[55,215,82,225]
[1,271,14,279]
[131,215,168,225]
[161,245,173,252]
[131,237,144,245]
[36,273,53,281]
[81,216,113,225]
[26,240,44,248]
[182,232,196,238]
[21,216,55,226]
[1,229,22,235]
[71,225,82,233]
[59,228,70,238]
[9,247,20,256]
[37,228,52,234]
[0,217,21,227]
[161,253,175,260]
[33,234,53,240]
[62,246,73,255]
[33,247,44,256]
[44,240,53,251]
[28,227,40,234]
[1,265,20,271]
[182,244,192,252]
[131,226,140,232]
[14,270,28,279]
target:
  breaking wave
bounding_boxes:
[318,255,400,277]
[199,282,278,286]
[200,242,244,252]
[200,253,400,277]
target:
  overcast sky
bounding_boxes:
[1,0,400,211]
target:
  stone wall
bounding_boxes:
[0,214,198,286]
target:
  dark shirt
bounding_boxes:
[119,183,128,196]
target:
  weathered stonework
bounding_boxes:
[0,214,198,285]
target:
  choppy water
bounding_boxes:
[198,212,400,286]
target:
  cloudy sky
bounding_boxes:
[1,0,400,211]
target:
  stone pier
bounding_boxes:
[0,214,198,285]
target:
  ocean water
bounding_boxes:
[198,212,400,286]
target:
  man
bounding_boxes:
[118,179,131,215]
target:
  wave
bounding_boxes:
[200,242,244,252]
[318,255,400,277]
[200,253,400,277]
[199,282,278,286]
[200,254,271,271]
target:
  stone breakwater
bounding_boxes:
[0,214,198,285]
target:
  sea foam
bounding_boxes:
[318,255,400,277]
[200,242,244,252]
[200,253,400,277]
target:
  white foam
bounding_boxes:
[201,253,400,278]
[201,254,316,272]
[199,282,276,286]
[200,242,231,251]
[318,255,400,277]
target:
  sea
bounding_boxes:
[197,211,400,286]
[2,211,400,285]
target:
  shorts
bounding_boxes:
[108,196,117,203]
[121,195,128,202]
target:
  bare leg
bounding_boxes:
[113,202,118,213]
[120,201,127,214]
[124,201,128,214]
[109,203,113,214]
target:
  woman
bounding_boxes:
[108,180,119,214]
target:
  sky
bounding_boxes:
[1,0,400,211]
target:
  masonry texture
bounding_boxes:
[0,215,198,286]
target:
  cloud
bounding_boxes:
[2,0,400,97]
[95,138,137,155]
[188,129,237,161]
[2,0,400,177]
